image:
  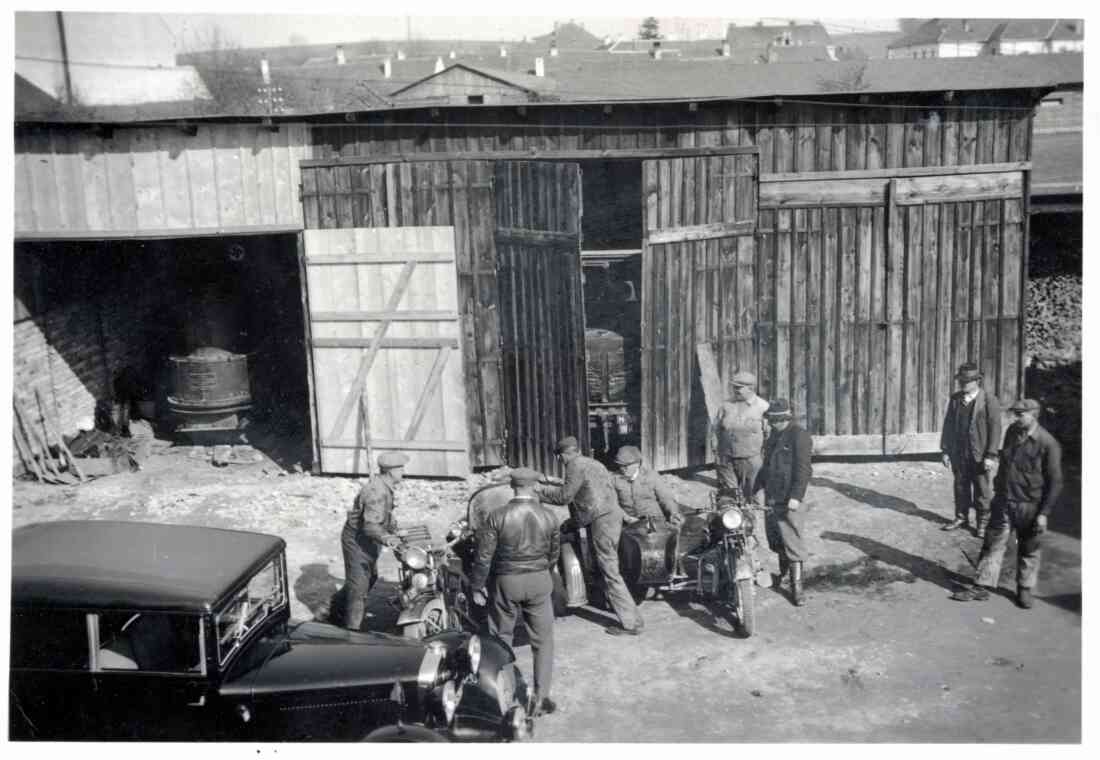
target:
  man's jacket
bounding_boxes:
[612,468,681,522]
[538,455,619,526]
[995,423,1063,515]
[345,477,396,542]
[756,424,813,504]
[469,494,561,590]
[940,388,1002,465]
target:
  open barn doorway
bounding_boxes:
[578,160,644,464]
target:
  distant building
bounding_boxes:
[887,18,1084,59]
[724,20,835,64]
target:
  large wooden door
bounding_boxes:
[641,150,759,471]
[493,161,586,475]
[303,226,469,476]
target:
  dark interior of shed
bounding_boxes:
[15,234,313,469]
[579,160,644,460]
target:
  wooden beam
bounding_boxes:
[301,144,761,168]
[305,251,455,264]
[694,343,724,421]
[647,220,754,245]
[494,228,579,247]
[310,310,460,322]
[322,439,469,451]
[404,345,452,440]
[14,223,304,242]
[312,337,461,349]
[760,161,1031,183]
[296,231,323,475]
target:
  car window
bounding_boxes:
[96,612,204,673]
[215,557,286,665]
[11,609,90,670]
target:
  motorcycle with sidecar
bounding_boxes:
[448,480,760,636]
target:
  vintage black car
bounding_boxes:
[9,520,530,741]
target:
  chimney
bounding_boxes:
[336,45,346,65]
[788,20,796,26]
[651,40,662,60]
[397,49,406,60]
[534,57,545,77]
[449,49,456,59]
[550,40,559,56]
[382,57,392,78]
[260,57,271,85]
[962,20,971,33]
[500,45,508,57]
[434,57,445,73]
[721,41,731,57]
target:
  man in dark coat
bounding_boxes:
[470,467,560,716]
[341,452,409,630]
[753,399,813,606]
[940,361,1003,538]
[951,399,1063,609]
[611,445,683,528]
[537,436,643,636]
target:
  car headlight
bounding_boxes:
[466,635,481,674]
[403,546,429,570]
[440,680,458,724]
[721,508,743,530]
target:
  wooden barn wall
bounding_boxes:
[309,93,1033,170]
[14,123,312,237]
[299,159,506,467]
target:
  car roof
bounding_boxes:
[12,521,286,613]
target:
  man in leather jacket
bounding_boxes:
[341,452,409,631]
[611,445,683,528]
[753,399,813,606]
[537,436,643,636]
[469,467,560,716]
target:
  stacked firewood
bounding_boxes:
[1025,274,1082,366]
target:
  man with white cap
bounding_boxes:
[341,451,410,630]
[712,370,770,502]
[951,398,1063,609]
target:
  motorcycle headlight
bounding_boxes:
[466,635,482,674]
[403,546,429,570]
[440,680,458,724]
[721,508,743,530]
[410,571,430,590]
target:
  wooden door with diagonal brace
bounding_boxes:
[303,226,469,476]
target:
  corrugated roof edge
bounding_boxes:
[15,53,1083,125]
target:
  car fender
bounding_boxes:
[730,546,754,582]
[362,723,448,742]
[558,542,588,608]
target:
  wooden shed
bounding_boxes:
[13,54,1083,476]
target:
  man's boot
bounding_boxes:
[776,557,789,590]
[975,512,990,541]
[1017,586,1034,609]
[790,562,805,606]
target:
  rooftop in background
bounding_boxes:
[14,52,1084,124]
[888,18,1084,49]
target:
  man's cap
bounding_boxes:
[510,467,542,487]
[614,445,642,466]
[377,452,410,470]
[765,399,793,418]
[730,370,757,388]
[1008,398,1040,413]
[955,362,982,381]
[555,436,580,453]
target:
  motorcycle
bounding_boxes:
[391,524,463,639]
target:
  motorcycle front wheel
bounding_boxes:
[732,577,755,637]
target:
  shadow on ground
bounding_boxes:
[819,531,971,592]
[812,477,948,526]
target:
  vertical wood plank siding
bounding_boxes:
[15,123,311,236]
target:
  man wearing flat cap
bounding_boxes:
[341,451,410,630]
[470,467,560,716]
[611,445,683,528]
[952,399,1063,609]
[712,371,770,502]
[939,361,1003,538]
[753,399,813,606]
[537,436,643,636]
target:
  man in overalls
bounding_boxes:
[341,452,409,630]
[712,371,770,502]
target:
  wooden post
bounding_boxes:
[296,231,323,475]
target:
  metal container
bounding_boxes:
[165,347,252,432]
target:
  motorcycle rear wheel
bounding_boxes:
[733,578,756,637]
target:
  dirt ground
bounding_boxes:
[9,445,1082,743]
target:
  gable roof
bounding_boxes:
[888,18,1084,49]
[532,21,602,50]
[727,22,831,49]
[389,63,550,98]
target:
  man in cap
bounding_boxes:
[341,451,409,630]
[951,399,1063,609]
[537,436,643,636]
[753,399,813,606]
[940,361,1003,538]
[611,445,684,528]
[712,371,771,502]
[469,467,560,716]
